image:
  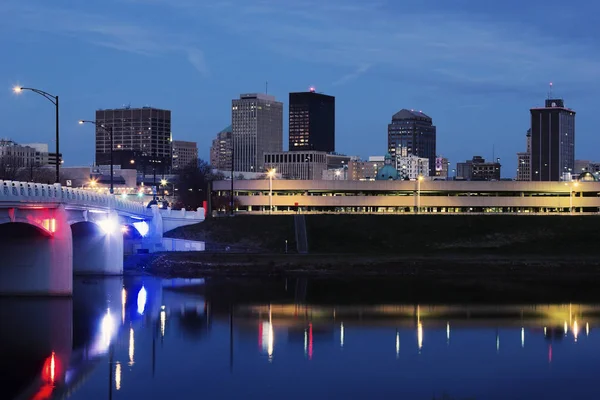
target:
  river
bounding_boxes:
[2,276,600,400]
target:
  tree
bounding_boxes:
[0,156,23,181]
[175,158,221,210]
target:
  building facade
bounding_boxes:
[457,156,501,181]
[396,155,429,180]
[213,180,600,214]
[172,140,198,170]
[530,98,575,181]
[435,157,449,178]
[0,139,36,167]
[232,93,283,172]
[289,90,335,152]
[516,129,532,181]
[264,150,327,180]
[95,107,172,175]
[388,109,436,176]
[210,125,232,171]
[347,157,385,181]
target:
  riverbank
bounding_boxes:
[166,214,600,255]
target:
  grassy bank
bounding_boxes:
[166,214,600,255]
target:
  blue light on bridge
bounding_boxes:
[132,221,149,237]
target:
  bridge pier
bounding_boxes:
[72,211,123,275]
[0,205,72,296]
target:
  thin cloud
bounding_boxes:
[3,1,209,77]
[333,64,372,86]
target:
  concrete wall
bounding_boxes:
[71,213,123,275]
[0,206,72,295]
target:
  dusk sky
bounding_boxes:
[2,0,600,176]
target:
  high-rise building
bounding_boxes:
[95,106,172,175]
[210,125,232,170]
[530,98,575,181]
[172,140,197,170]
[232,93,283,172]
[388,109,436,176]
[516,129,531,181]
[289,89,335,152]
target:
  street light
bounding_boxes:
[79,120,115,194]
[268,168,276,214]
[13,86,60,183]
[417,175,424,213]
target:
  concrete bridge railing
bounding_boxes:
[0,181,148,216]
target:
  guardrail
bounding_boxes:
[0,181,148,216]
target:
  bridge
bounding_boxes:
[0,181,204,296]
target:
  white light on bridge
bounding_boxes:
[98,218,117,234]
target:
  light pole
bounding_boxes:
[79,120,114,194]
[417,175,424,213]
[268,168,276,214]
[13,86,60,183]
[160,179,168,200]
[567,181,579,214]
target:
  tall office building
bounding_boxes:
[232,93,283,172]
[388,109,436,176]
[95,106,172,175]
[530,98,575,181]
[289,89,335,152]
[172,140,198,170]
[210,125,232,171]
[516,129,532,181]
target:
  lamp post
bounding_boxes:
[79,120,114,194]
[268,168,276,214]
[567,181,579,214]
[13,86,60,183]
[417,175,424,213]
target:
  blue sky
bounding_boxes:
[1,0,600,176]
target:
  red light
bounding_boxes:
[258,322,263,349]
[308,323,313,360]
[42,352,59,385]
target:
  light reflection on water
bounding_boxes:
[4,278,600,400]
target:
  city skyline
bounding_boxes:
[2,0,600,177]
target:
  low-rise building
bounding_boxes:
[457,156,501,181]
[396,155,429,180]
[264,150,327,180]
[172,140,198,170]
[212,180,600,214]
[347,156,385,181]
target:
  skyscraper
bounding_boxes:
[95,106,172,175]
[210,125,232,171]
[516,129,531,181]
[388,109,436,176]
[530,98,575,181]
[289,89,335,152]
[232,93,283,172]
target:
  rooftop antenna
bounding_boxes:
[492,144,495,163]
[265,81,268,95]
[548,82,553,99]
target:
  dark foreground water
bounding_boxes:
[2,277,600,400]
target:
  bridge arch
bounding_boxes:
[0,217,72,295]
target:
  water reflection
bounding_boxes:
[6,278,600,399]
